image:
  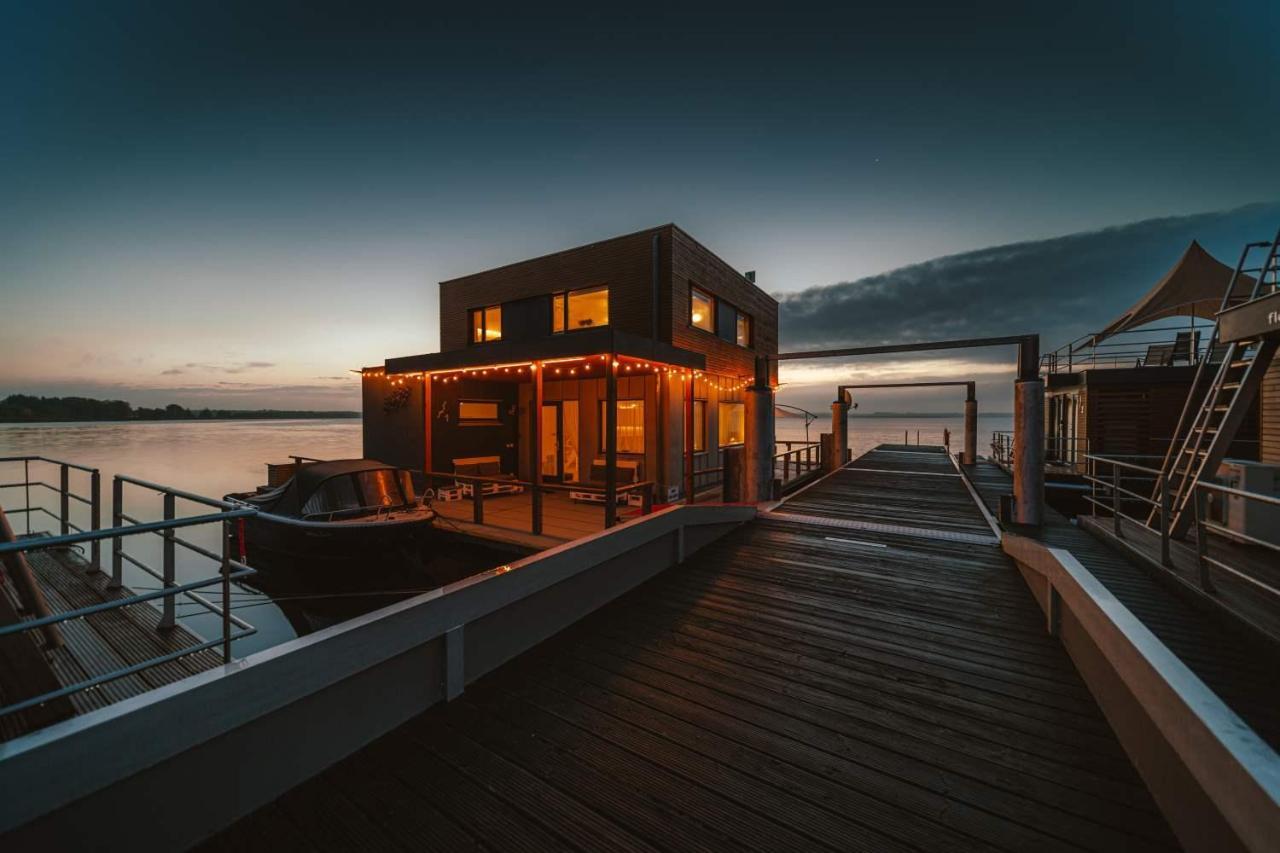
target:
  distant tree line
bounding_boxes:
[0,395,358,423]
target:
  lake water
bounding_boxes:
[0,414,1010,654]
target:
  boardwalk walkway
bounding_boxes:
[967,459,1280,751]
[203,446,1176,852]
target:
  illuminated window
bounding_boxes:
[692,400,707,452]
[469,305,502,343]
[719,402,745,446]
[598,399,644,454]
[736,312,752,347]
[691,287,714,332]
[458,400,501,424]
[552,293,566,333]
[551,285,609,332]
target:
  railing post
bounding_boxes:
[23,459,31,534]
[90,470,101,573]
[783,453,790,481]
[160,492,176,630]
[1194,488,1214,592]
[59,463,70,536]
[221,517,233,662]
[110,476,123,588]
[472,481,484,525]
[1159,474,1172,567]
[641,484,653,516]
[1111,464,1121,536]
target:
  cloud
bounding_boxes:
[777,201,1280,356]
[160,368,185,375]
[174,361,277,374]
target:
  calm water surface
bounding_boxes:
[1,415,1011,654]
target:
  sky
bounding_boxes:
[2,2,1277,413]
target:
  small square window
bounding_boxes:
[719,402,745,447]
[469,305,502,343]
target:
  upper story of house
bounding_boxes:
[436,224,779,378]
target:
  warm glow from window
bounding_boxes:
[470,305,502,343]
[459,400,500,422]
[691,287,714,332]
[692,400,707,451]
[719,402,745,446]
[568,286,608,329]
[736,312,751,347]
[599,399,644,453]
[552,293,566,333]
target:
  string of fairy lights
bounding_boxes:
[362,355,756,393]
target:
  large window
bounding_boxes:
[736,312,752,347]
[552,285,609,332]
[469,305,502,343]
[719,402,745,446]
[690,287,714,332]
[598,399,645,454]
[692,399,707,452]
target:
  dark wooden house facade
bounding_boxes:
[362,225,779,506]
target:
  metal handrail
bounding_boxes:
[0,458,262,723]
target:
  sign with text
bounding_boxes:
[1217,290,1280,343]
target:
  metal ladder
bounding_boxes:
[1155,232,1280,538]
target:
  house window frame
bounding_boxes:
[597,398,645,455]
[718,401,745,448]
[690,286,715,333]
[458,399,502,426]
[735,311,753,347]
[551,284,610,334]
[468,305,502,344]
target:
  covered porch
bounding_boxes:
[364,328,769,547]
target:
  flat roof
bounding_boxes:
[384,328,708,375]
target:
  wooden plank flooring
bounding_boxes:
[202,446,1176,851]
[966,459,1280,751]
[0,545,223,741]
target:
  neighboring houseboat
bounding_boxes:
[361,224,780,538]
[1003,242,1269,494]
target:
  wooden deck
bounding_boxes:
[0,544,223,741]
[432,489,646,550]
[203,446,1176,851]
[966,459,1280,751]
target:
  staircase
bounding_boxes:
[1155,230,1280,538]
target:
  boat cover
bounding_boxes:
[245,459,406,516]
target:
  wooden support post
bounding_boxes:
[89,470,101,573]
[110,476,123,589]
[683,375,694,504]
[59,464,69,537]
[160,493,176,630]
[531,361,543,535]
[605,355,618,528]
[422,372,432,485]
[472,480,484,525]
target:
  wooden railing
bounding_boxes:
[773,441,821,489]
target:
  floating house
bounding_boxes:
[361,225,779,536]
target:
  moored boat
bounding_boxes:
[226,459,436,564]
